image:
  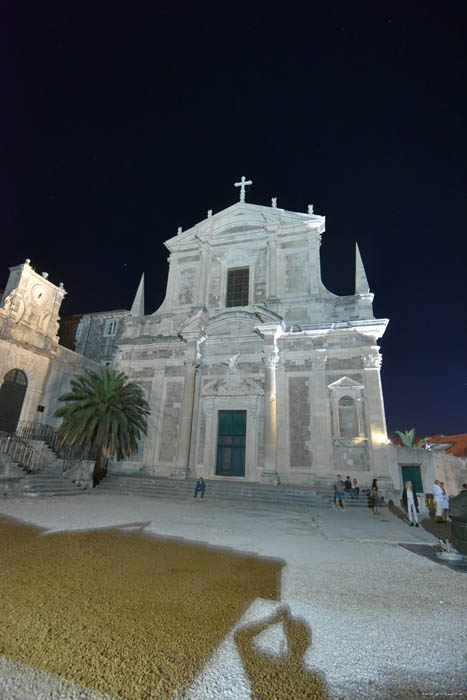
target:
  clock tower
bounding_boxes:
[0,258,67,353]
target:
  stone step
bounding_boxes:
[21,439,65,468]
[96,475,374,508]
[20,473,84,497]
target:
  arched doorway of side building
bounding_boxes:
[0,369,28,433]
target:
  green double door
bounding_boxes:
[216,410,246,477]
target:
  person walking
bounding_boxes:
[433,480,444,522]
[194,477,206,499]
[371,478,380,514]
[334,475,345,511]
[402,480,419,527]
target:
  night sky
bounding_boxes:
[2,2,466,437]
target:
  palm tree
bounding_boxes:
[395,429,428,449]
[54,368,150,485]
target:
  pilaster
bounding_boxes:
[310,350,333,474]
[195,240,210,307]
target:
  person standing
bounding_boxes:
[352,478,360,499]
[332,483,338,510]
[433,480,444,522]
[402,480,419,527]
[334,475,345,511]
[371,478,380,514]
[440,481,450,522]
[344,476,352,497]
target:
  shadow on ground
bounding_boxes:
[0,514,283,698]
[0,514,329,699]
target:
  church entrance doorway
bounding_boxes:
[401,465,423,493]
[216,410,246,477]
[0,369,28,433]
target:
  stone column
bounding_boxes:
[171,358,198,480]
[261,345,280,484]
[355,395,365,437]
[361,349,387,442]
[361,348,390,480]
[255,322,284,485]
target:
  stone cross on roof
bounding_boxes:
[234,176,253,202]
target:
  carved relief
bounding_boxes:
[361,351,382,369]
[262,346,279,369]
[202,370,263,397]
[1,291,25,323]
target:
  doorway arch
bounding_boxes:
[0,369,28,432]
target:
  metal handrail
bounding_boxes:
[15,420,97,474]
[16,420,62,455]
[62,444,97,474]
[0,431,46,473]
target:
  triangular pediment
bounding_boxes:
[328,376,364,389]
[165,202,325,250]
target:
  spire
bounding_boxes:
[130,273,145,316]
[355,243,370,294]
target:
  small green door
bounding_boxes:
[216,410,246,477]
[401,466,423,493]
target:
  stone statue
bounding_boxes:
[223,353,240,371]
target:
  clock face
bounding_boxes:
[31,284,49,306]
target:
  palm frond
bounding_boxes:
[54,368,150,463]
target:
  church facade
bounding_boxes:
[111,195,391,490]
[0,190,397,492]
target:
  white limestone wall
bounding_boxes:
[433,452,467,496]
[40,346,100,427]
[0,338,50,424]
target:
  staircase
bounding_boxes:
[96,474,375,510]
[24,440,64,469]
[21,465,86,497]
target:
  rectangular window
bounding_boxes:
[105,320,117,336]
[226,267,249,307]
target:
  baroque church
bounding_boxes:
[0,180,397,492]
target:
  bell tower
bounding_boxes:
[0,259,67,353]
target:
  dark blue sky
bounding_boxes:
[2,1,466,436]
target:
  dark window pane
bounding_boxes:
[226,267,249,307]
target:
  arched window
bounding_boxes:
[338,396,358,438]
[0,369,28,432]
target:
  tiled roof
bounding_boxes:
[390,433,467,457]
[426,434,467,458]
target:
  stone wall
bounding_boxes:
[434,452,467,496]
[74,311,128,364]
[386,444,467,497]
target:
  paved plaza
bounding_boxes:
[0,494,466,699]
